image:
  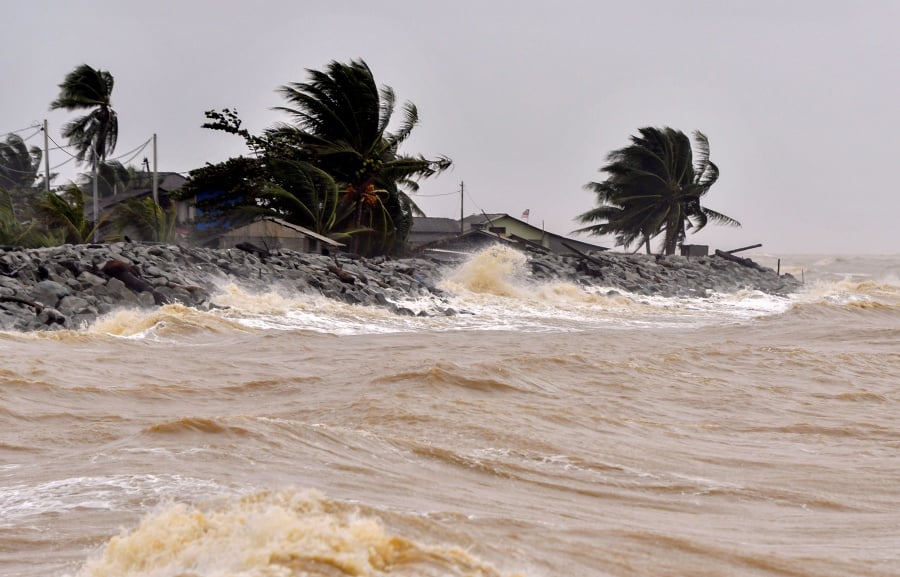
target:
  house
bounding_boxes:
[409,213,606,256]
[89,172,188,220]
[216,216,344,254]
[407,217,461,247]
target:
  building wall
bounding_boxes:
[472,216,549,248]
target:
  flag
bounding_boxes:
[521,209,530,220]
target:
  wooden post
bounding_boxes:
[777,258,781,276]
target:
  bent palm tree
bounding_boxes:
[50,64,118,239]
[111,197,177,243]
[0,190,57,248]
[0,134,45,219]
[0,134,42,190]
[273,59,451,254]
[576,127,739,255]
[35,185,104,244]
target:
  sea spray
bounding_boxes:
[441,246,530,297]
[74,489,522,577]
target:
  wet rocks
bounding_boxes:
[0,243,799,332]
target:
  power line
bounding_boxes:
[415,190,459,198]
[0,124,41,138]
[12,127,43,143]
[0,160,39,175]
[45,133,81,160]
[463,184,484,215]
[107,136,152,164]
[50,156,76,171]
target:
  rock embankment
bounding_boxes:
[0,243,799,331]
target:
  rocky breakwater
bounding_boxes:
[0,242,799,332]
[524,248,801,297]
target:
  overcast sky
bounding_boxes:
[6,0,898,254]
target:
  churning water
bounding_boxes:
[1,249,898,576]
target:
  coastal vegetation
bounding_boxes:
[181,59,452,255]
[575,127,740,255]
[3,62,738,257]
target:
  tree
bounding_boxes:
[0,190,57,248]
[50,64,118,238]
[78,160,137,198]
[273,59,451,254]
[0,134,46,220]
[111,197,177,243]
[50,64,118,164]
[575,127,739,255]
[34,185,104,244]
[0,134,42,190]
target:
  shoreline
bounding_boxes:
[0,243,800,332]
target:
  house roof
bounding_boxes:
[230,216,344,247]
[462,213,507,226]
[411,216,460,234]
[94,172,188,212]
[412,214,608,253]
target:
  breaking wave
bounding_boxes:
[73,489,523,577]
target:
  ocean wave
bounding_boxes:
[72,489,523,577]
[41,252,896,339]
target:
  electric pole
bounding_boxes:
[459,181,464,234]
[152,133,158,205]
[43,120,50,192]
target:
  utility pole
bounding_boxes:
[459,181,464,234]
[42,119,50,192]
[152,133,158,205]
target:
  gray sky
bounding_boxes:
[6,0,898,254]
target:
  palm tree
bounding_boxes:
[1,189,59,247]
[0,134,42,190]
[254,158,346,237]
[575,127,739,255]
[0,134,46,220]
[50,64,118,238]
[272,59,451,254]
[111,197,177,243]
[78,160,136,198]
[34,184,104,244]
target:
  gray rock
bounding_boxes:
[30,280,70,307]
[0,243,800,332]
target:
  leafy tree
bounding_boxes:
[177,155,266,232]
[576,127,739,255]
[272,59,451,254]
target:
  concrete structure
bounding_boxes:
[681,244,709,257]
[216,217,344,254]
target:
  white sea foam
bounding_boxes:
[80,251,898,339]
[0,474,233,526]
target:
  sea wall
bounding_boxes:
[0,243,800,332]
